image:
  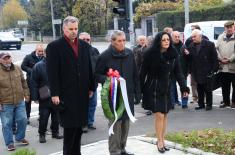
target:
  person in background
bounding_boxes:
[133,35,147,72]
[184,25,209,104]
[0,52,29,151]
[133,35,153,116]
[216,21,235,108]
[172,31,189,109]
[163,27,173,34]
[31,48,63,143]
[95,30,140,155]
[184,29,219,111]
[46,16,95,155]
[146,36,154,46]
[21,44,44,124]
[79,32,100,132]
[140,32,189,153]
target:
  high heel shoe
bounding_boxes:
[164,146,170,151]
[157,147,165,153]
[156,142,165,153]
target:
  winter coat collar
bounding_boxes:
[0,63,15,71]
[109,45,130,58]
[223,33,235,41]
[161,46,178,60]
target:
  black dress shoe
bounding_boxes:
[39,135,46,143]
[145,110,152,115]
[195,106,205,110]
[88,125,96,130]
[182,105,188,109]
[52,133,63,139]
[121,151,134,155]
[205,106,212,111]
[219,104,230,108]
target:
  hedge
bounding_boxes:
[155,3,235,31]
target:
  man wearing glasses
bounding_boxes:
[79,32,100,132]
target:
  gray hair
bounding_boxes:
[171,31,180,37]
[191,29,202,36]
[79,32,90,37]
[110,30,125,41]
[63,16,79,28]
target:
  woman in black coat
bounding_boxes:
[140,32,189,153]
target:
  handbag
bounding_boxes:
[38,85,51,100]
[206,72,222,91]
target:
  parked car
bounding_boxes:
[0,32,22,50]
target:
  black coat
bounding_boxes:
[95,45,141,120]
[21,51,43,86]
[186,39,219,84]
[46,37,95,128]
[31,59,52,106]
[173,41,189,78]
[140,47,189,113]
[90,46,100,74]
[133,44,147,72]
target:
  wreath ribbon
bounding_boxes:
[101,68,137,136]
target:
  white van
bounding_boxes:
[184,21,227,43]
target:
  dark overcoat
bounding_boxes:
[21,51,43,87]
[46,37,95,128]
[186,39,219,84]
[140,47,189,113]
[95,45,141,120]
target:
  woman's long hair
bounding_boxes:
[150,32,173,52]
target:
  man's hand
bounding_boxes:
[51,96,60,105]
[183,92,189,98]
[25,96,30,102]
[221,58,230,64]
[89,91,93,98]
[184,49,190,55]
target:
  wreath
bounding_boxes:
[101,74,125,122]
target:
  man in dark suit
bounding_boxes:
[46,16,95,155]
[185,29,219,111]
[21,44,44,124]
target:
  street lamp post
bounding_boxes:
[50,0,56,40]
[184,0,189,25]
[129,0,135,46]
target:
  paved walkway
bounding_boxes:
[49,137,192,155]
[50,136,217,155]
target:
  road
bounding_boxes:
[0,43,234,155]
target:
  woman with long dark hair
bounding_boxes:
[140,32,189,153]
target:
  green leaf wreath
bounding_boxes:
[101,78,125,122]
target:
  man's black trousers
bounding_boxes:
[63,127,83,155]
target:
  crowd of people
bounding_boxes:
[0,15,234,155]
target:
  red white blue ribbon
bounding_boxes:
[107,68,137,136]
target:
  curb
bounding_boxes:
[135,136,217,155]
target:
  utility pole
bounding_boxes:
[50,0,56,40]
[129,0,135,46]
[184,0,189,25]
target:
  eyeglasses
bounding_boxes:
[83,38,90,42]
